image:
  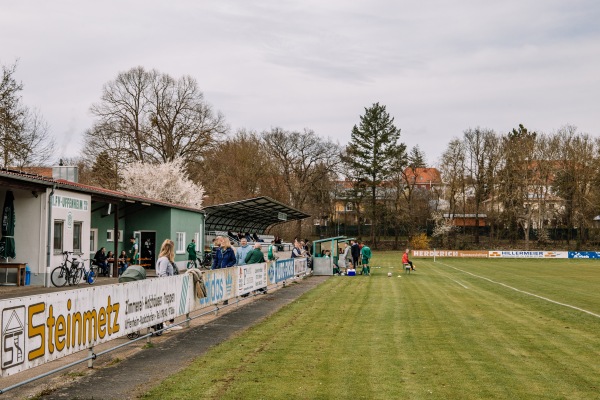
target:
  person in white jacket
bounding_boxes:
[154,239,182,332]
[339,242,351,272]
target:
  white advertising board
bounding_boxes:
[237,263,267,296]
[0,275,193,377]
[194,267,237,310]
[488,251,569,258]
[294,258,308,276]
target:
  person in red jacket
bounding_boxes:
[402,248,415,271]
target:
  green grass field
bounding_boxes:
[143,253,600,400]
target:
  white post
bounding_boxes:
[434,248,436,263]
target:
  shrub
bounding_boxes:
[410,233,430,250]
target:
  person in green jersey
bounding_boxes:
[360,241,372,276]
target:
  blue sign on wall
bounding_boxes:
[568,251,600,259]
[268,258,296,283]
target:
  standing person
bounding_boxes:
[220,240,236,269]
[245,243,266,264]
[350,240,360,274]
[211,236,223,269]
[339,242,351,273]
[129,237,139,265]
[220,239,236,305]
[186,238,197,268]
[291,240,303,258]
[360,241,372,276]
[236,238,253,265]
[402,248,415,271]
[267,240,277,261]
[154,239,182,333]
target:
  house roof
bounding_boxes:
[403,167,442,184]
[0,168,204,214]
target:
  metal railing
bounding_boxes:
[0,275,306,395]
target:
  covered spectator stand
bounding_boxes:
[203,196,310,238]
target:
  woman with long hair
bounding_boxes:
[156,239,174,277]
[220,239,236,269]
[154,239,182,333]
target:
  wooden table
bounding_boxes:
[0,263,26,286]
[139,258,152,268]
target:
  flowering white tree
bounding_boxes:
[120,158,205,209]
[431,212,455,247]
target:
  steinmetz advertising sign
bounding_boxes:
[0,275,193,376]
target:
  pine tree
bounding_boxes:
[342,103,406,246]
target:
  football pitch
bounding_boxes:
[143,253,600,400]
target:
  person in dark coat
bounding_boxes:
[94,247,109,276]
[350,240,361,272]
[220,240,236,269]
[211,236,223,269]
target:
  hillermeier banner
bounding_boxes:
[488,251,569,258]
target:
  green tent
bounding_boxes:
[0,191,16,260]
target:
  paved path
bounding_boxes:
[29,276,328,400]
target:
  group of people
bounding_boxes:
[226,231,264,243]
[93,238,138,277]
[210,236,268,270]
[335,240,371,275]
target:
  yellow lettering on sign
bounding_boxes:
[28,303,45,361]
[55,315,66,352]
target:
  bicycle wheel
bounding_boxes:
[50,266,68,287]
[70,268,83,285]
[86,266,97,284]
[186,260,195,269]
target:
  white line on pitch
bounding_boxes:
[423,261,469,288]
[437,261,600,319]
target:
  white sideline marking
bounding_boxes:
[437,261,600,319]
[428,263,469,288]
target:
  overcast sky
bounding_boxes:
[2,0,599,165]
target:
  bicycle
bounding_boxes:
[186,251,210,270]
[186,257,198,270]
[198,251,212,270]
[50,251,97,287]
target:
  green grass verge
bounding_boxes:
[142,253,600,400]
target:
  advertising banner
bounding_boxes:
[488,251,569,258]
[0,275,193,377]
[268,258,296,284]
[195,267,237,309]
[568,251,600,259]
[411,250,489,258]
[237,263,267,296]
[294,258,308,275]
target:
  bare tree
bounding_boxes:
[196,129,278,205]
[262,128,340,237]
[0,62,55,168]
[439,139,466,248]
[463,127,500,244]
[552,126,597,248]
[85,66,228,182]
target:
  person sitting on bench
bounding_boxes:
[94,247,109,276]
[402,248,415,271]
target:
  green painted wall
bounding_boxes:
[91,203,204,265]
[170,208,204,262]
[91,206,127,257]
